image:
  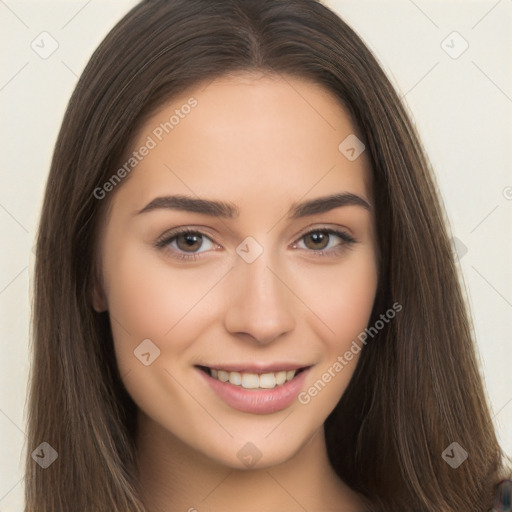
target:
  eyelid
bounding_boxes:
[154,225,357,261]
[293,224,356,243]
[154,227,220,261]
[290,227,356,257]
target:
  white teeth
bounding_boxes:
[217,370,229,382]
[275,371,287,386]
[229,372,242,385]
[209,368,298,388]
[259,373,277,389]
[241,373,260,389]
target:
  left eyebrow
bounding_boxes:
[289,192,372,218]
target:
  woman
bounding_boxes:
[26,0,511,510]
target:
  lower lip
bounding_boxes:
[197,367,310,414]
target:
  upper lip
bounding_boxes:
[196,363,312,373]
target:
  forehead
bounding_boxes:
[111,72,372,215]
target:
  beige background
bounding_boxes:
[1,0,511,509]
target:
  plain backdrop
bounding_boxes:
[1,0,511,509]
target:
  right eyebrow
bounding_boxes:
[136,195,240,218]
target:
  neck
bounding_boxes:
[135,410,366,512]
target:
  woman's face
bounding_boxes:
[94,72,378,469]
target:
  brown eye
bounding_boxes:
[155,230,216,257]
[303,231,330,250]
[294,229,356,255]
[175,232,204,252]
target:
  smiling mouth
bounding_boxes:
[197,365,308,390]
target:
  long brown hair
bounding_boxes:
[26,0,510,510]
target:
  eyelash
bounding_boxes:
[154,227,357,262]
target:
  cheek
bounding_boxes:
[294,252,377,412]
[102,240,230,366]
[293,247,378,348]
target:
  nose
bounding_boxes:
[223,251,296,345]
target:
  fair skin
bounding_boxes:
[93,72,377,512]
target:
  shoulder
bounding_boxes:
[489,479,511,511]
